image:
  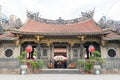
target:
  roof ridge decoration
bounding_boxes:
[26,10,94,25]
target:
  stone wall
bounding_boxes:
[0,42,21,58]
[0,69,19,74]
[102,58,120,74]
[101,43,120,58]
[0,58,20,74]
[0,58,19,69]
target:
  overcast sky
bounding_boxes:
[0,0,120,22]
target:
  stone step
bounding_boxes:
[40,69,80,74]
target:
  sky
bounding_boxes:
[0,0,120,23]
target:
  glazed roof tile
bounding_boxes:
[103,30,120,40]
[0,32,18,40]
[15,19,103,35]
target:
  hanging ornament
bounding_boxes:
[25,45,32,53]
[88,45,95,53]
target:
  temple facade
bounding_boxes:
[0,11,120,69]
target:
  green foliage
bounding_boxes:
[92,51,100,57]
[17,56,23,60]
[21,51,26,58]
[91,51,105,64]
[96,57,105,63]
[19,59,26,64]
[33,52,37,56]
[78,50,105,72]
[84,61,93,72]
[30,60,44,69]
[36,60,44,69]
[17,51,26,64]
[78,59,93,72]
[17,51,26,60]
[30,61,37,69]
[89,58,96,65]
[77,59,84,67]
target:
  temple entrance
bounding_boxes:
[54,45,67,68]
[21,42,37,59]
[83,42,100,59]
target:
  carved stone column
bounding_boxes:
[77,36,85,59]
[66,45,70,63]
[49,45,53,61]
[68,44,71,62]
[15,40,20,46]
[51,45,54,61]
[36,44,41,59]
[80,43,84,59]
[47,44,52,61]
[15,34,22,46]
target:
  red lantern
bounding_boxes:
[88,45,95,53]
[25,45,32,53]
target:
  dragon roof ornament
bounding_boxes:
[26,10,94,25]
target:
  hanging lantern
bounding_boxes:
[88,45,95,53]
[25,45,32,53]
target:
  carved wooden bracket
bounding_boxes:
[16,34,22,38]
[15,40,19,46]
[35,35,44,41]
[77,36,85,41]
[101,40,106,46]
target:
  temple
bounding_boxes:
[0,11,120,69]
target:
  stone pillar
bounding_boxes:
[15,44,21,57]
[51,45,54,61]
[66,45,69,62]
[49,45,53,61]
[47,44,52,61]
[79,41,85,59]
[100,45,106,58]
[36,44,41,59]
[69,44,72,61]
[68,44,71,62]
[68,43,73,63]
[77,36,85,59]
[48,45,50,60]
[79,44,81,59]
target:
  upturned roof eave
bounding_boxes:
[103,37,120,41]
[11,30,105,36]
[0,37,18,41]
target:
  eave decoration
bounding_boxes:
[35,35,44,41]
[77,36,85,41]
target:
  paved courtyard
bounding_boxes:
[0,74,120,80]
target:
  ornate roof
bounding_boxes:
[26,10,94,25]
[103,30,120,40]
[10,10,105,35]
[12,18,104,36]
[0,32,18,40]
